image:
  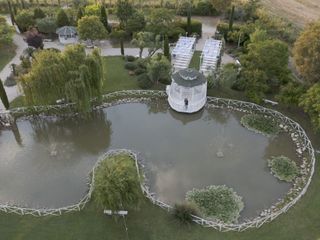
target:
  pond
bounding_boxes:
[0,101,299,220]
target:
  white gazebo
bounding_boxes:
[56,26,78,44]
[166,68,207,113]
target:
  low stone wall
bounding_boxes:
[0,91,316,232]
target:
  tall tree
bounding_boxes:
[78,16,108,41]
[299,83,320,130]
[0,79,9,110]
[110,29,126,55]
[99,4,110,32]
[116,0,134,29]
[7,0,15,25]
[56,9,70,27]
[187,1,192,36]
[163,34,170,61]
[293,21,320,84]
[229,5,235,31]
[77,7,84,21]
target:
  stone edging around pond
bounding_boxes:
[0,90,316,232]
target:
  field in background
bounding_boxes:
[261,0,320,28]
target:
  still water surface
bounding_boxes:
[0,102,298,219]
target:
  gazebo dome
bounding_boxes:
[56,26,78,45]
[166,68,207,114]
[172,68,206,88]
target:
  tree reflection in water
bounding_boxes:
[29,110,112,156]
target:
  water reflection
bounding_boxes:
[0,101,298,220]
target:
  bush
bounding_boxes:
[124,62,137,71]
[241,114,280,136]
[137,73,153,89]
[33,8,46,19]
[177,19,202,37]
[15,10,35,32]
[125,55,136,62]
[36,17,57,36]
[194,1,218,16]
[268,156,299,182]
[134,67,146,75]
[186,185,244,223]
[173,202,199,224]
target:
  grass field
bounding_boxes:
[0,46,15,73]
[261,0,320,28]
[189,50,201,70]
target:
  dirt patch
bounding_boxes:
[262,0,320,28]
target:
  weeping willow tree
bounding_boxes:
[85,49,103,102]
[19,45,104,113]
[65,76,91,114]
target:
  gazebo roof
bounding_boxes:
[172,68,206,88]
[56,26,77,35]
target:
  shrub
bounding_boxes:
[241,114,280,136]
[134,67,146,75]
[124,62,137,71]
[33,8,46,19]
[36,17,57,36]
[186,185,244,223]
[125,55,136,62]
[137,73,153,89]
[173,202,199,224]
[268,156,298,182]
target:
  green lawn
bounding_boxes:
[189,51,201,70]
[0,155,319,240]
[0,46,16,73]
[101,56,140,93]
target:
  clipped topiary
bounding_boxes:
[124,62,137,71]
[186,185,244,223]
[268,156,298,182]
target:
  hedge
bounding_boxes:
[176,19,202,37]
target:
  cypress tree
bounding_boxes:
[100,5,110,32]
[0,79,10,110]
[56,9,69,27]
[187,1,192,36]
[77,7,84,21]
[163,34,170,61]
[7,0,15,25]
[229,5,235,31]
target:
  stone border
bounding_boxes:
[0,90,316,232]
